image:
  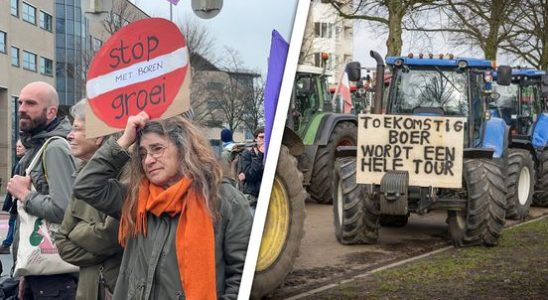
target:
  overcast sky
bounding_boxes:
[131,0,298,76]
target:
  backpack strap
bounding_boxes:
[25,136,70,189]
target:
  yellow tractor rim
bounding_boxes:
[256,176,290,271]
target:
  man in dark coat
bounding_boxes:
[0,139,26,254]
[238,127,265,209]
[6,81,77,299]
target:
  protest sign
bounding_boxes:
[86,18,190,138]
[356,114,466,188]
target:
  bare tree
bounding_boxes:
[212,47,256,131]
[500,0,548,70]
[191,47,258,131]
[242,77,265,133]
[103,0,138,34]
[179,16,221,70]
[328,0,438,56]
[414,0,521,60]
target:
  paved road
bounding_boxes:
[271,203,548,299]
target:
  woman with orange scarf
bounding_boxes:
[73,112,253,299]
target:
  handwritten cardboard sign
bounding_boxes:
[85,18,191,138]
[356,114,466,188]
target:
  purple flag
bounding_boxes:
[166,0,180,5]
[263,30,289,160]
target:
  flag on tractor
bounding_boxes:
[336,68,353,113]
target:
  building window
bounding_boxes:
[92,37,102,52]
[11,0,19,17]
[22,50,37,71]
[344,26,353,39]
[22,2,36,25]
[314,22,333,38]
[314,52,329,68]
[40,11,53,32]
[0,31,6,53]
[11,47,19,66]
[40,57,53,75]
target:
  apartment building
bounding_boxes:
[0,0,56,189]
[300,0,353,85]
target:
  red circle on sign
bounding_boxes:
[86,18,188,128]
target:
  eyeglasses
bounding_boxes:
[257,135,265,139]
[139,145,167,161]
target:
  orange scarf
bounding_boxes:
[119,177,217,300]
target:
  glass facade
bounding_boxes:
[55,0,89,105]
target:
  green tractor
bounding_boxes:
[251,64,361,298]
[288,64,359,205]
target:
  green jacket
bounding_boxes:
[19,117,76,224]
[56,163,123,300]
[73,138,252,300]
[14,117,76,261]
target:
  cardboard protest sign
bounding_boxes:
[356,114,466,188]
[85,18,190,138]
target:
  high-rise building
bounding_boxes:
[0,0,148,192]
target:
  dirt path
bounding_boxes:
[270,205,548,299]
[301,216,548,299]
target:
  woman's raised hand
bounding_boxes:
[117,111,150,149]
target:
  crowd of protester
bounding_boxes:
[0,81,254,300]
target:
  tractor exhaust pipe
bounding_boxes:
[370,50,385,114]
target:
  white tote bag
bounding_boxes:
[13,137,79,276]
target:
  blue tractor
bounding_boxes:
[490,69,548,214]
[333,51,512,247]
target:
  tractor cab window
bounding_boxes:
[294,75,321,133]
[295,76,320,113]
[519,84,538,134]
[469,72,485,147]
[390,68,468,116]
[491,83,518,126]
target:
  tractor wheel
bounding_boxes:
[505,149,535,219]
[380,213,410,227]
[332,157,379,244]
[447,159,506,247]
[251,145,307,299]
[309,122,357,204]
[533,149,548,206]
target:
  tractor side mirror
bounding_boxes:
[541,75,548,98]
[496,65,512,86]
[346,62,362,81]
